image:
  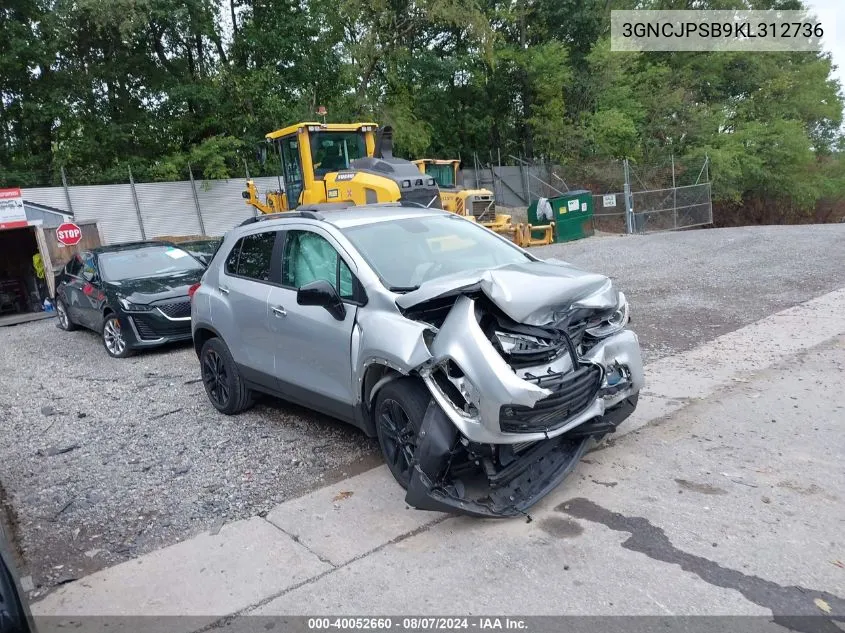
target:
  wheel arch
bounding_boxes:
[193,322,222,357]
[360,362,430,437]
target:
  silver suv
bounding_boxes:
[191,205,643,517]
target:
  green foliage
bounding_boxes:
[0,0,842,217]
[151,136,246,182]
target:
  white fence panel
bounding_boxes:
[135,181,202,238]
[19,186,73,213]
[69,184,141,244]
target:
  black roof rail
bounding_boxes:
[298,202,355,216]
[239,212,286,227]
[239,202,357,227]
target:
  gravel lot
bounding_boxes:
[0,326,378,596]
[2,223,844,597]
[538,223,845,360]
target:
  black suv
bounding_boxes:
[54,241,205,358]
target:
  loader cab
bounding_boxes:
[414,159,461,190]
[266,122,378,209]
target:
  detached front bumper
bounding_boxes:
[408,320,642,517]
[406,394,638,517]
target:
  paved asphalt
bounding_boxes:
[251,334,845,622]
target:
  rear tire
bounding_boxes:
[200,337,253,415]
[374,378,431,489]
[55,298,78,331]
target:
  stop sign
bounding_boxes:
[56,222,82,246]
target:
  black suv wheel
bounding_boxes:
[374,379,431,489]
[200,337,254,415]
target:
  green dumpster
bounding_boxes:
[527,190,595,243]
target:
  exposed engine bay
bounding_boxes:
[385,262,644,517]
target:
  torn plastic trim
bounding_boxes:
[582,329,643,408]
[423,295,551,431]
[424,370,605,444]
[405,401,592,517]
[422,327,642,445]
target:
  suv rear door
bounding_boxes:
[267,227,361,420]
[216,229,281,388]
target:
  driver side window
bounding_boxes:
[282,231,355,300]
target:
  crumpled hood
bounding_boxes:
[395,259,618,326]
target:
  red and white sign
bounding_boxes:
[56,222,83,246]
[0,187,27,230]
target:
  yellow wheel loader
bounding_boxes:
[412,159,512,235]
[243,123,441,213]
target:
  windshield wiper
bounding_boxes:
[388,285,420,293]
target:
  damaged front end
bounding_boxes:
[396,263,643,517]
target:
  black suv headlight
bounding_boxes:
[585,291,630,338]
[118,297,153,312]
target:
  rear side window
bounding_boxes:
[81,253,98,280]
[225,231,276,281]
[224,242,240,275]
[65,256,82,277]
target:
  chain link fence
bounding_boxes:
[464,155,713,235]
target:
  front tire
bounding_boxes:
[55,298,78,331]
[200,337,253,415]
[374,378,431,489]
[101,314,134,358]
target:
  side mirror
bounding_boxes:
[297,279,346,321]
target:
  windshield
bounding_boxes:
[99,246,204,281]
[426,163,455,188]
[311,131,368,178]
[341,215,531,291]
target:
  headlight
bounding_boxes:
[118,297,152,312]
[585,291,629,338]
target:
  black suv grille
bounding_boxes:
[500,364,602,433]
[130,314,191,340]
[131,317,160,340]
[156,300,191,319]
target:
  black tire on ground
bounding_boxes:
[55,298,78,331]
[374,378,432,489]
[200,337,253,415]
[101,313,134,358]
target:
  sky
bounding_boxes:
[805,0,845,96]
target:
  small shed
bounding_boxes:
[0,189,101,325]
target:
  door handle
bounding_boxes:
[272,305,287,317]
[219,285,230,295]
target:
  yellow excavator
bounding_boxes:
[412,159,512,234]
[243,122,441,213]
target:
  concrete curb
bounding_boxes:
[31,287,845,620]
